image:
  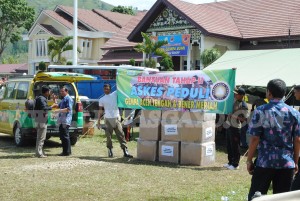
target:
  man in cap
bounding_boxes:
[224,87,249,170]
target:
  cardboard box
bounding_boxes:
[181,111,216,122]
[139,118,161,141]
[161,110,184,121]
[180,142,215,166]
[179,120,215,143]
[159,141,180,164]
[137,139,157,161]
[161,120,181,141]
[141,110,162,120]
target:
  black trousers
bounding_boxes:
[59,124,71,155]
[226,126,241,167]
[291,159,300,191]
[248,167,294,200]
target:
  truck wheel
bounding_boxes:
[70,136,78,145]
[14,123,26,146]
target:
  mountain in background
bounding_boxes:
[1,0,114,64]
[26,0,114,15]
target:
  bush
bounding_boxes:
[38,61,46,71]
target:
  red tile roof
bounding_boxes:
[129,0,300,41]
[98,50,143,64]
[93,9,134,28]
[208,0,300,39]
[0,64,28,73]
[167,0,241,38]
[44,10,73,30]
[56,5,128,32]
[102,12,147,50]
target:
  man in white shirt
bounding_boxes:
[97,84,133,158]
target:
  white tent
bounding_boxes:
[205,48,300,87]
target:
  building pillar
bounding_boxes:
[200,34,205,70]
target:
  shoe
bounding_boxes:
[227,165,239,170]
[58,153,71,156]
[122,148,133,158]
[108,148,113,158]
[36,154,47,158]
[223,163,231,168]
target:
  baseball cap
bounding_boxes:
[233,88,246,95]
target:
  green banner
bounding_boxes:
[117,69,235,114]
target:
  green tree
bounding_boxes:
[134,32,168,68]
[129,58,135,66]
[38,61,46,71]
[160,56,174,71]
[200,48,221,68]
[111,5,135,15]
[48,36,80,64]
[0,0,35,58]
[1,55,19,64]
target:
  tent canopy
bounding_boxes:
[205,48,300,87]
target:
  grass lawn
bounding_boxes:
[0,129,252,201]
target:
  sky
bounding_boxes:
[102,0,222,10]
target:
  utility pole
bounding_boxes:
[288,28,291,48]
[73,0,78,66]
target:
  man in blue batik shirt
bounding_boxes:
[57,87,73,156]
[247,79,300,200]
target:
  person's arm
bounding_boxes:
[246,109,263,175]
[59,97,72,113]
[294,136,300,174]
[247,136,260,175]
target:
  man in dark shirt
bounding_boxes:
[224,88,249,170]
[34,85,57,158]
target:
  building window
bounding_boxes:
[35,39,47,57]
[80,39,92,58]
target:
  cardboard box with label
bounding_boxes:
[137,139,158,161]
[161,120,181,141]
[180,142,215,166]
[141,110,162,120]
[179,120,215,143]
[159,141,180,164]
[139,118,161,141]
[181,111,216,122]
[161,110,184,121]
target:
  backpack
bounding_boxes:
[25,97,37,118]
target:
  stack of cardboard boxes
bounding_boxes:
[137,110,162,161]
[179,112,216,166]
[137,110,216,166]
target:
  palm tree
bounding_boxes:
[48,36,80,64]
[134,32,168,68]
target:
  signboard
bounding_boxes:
[117,69,235,114]
[153,34,191,56]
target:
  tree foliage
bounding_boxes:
[48,36,80,64]
[111,5,135,15]
[38,61,46,71]
[134,32,169,68]
[200,48,221,68]
[1,55,19,64]
[0,0,35,58]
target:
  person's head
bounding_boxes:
[60,87,68,97]
[233,88,246,101]
[41,85,50,97]
[103,84,111,95]
[266,79,286,100]
[294,85,300,101]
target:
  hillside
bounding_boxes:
[26,0,114,15]
[0,0,114,63]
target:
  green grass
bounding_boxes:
[0,130,251,201]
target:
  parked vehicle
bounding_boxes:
[0,71,94,146]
